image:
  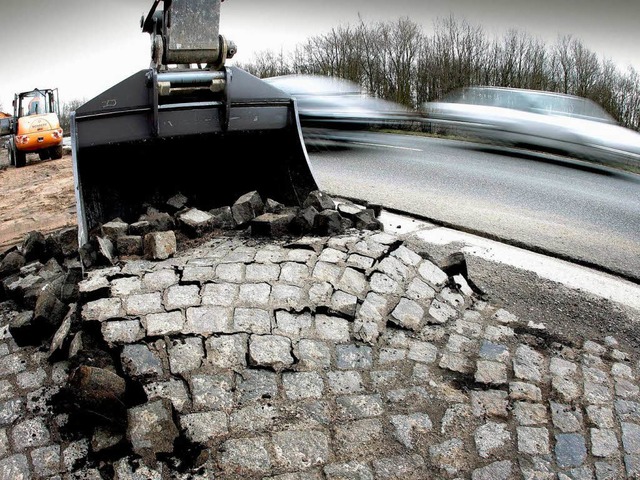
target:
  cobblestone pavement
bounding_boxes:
[1,229,640,479]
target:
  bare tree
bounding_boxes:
[552,35,575,94]
[526,37,550,91]
[591,58,619,117]
[357,17,382,96]
[293,25,365,84]
[425,16,487,99]
[571,39,599,97]
[497,30,531,88]
[380,18,422,107]
[618,67,640,131]
[239,16,640,131]
[236,49,291,79]
[60,99,86,135]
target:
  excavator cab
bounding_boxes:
[72,0,318,244]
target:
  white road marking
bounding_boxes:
[351,141,423,152]
[378,211,640,312]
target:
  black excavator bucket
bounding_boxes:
[71,0,318,244]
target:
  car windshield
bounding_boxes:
[19,90,50,117]
[264,74,364,97]
[441,87,616,122]
[532,93,614,121]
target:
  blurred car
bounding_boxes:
[422,86,640,167]
[263,74,419,130]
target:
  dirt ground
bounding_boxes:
[0,148,76,252]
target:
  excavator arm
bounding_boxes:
[142,0,236,69]
[71,0,317,245]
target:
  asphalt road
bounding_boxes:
[306,131,640,282]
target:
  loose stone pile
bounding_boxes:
[1,195,640,479]
[83,189,383,267]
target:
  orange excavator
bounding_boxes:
[6,88,64,167]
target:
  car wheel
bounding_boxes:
[50,145,63,160]
[39,150,50,161]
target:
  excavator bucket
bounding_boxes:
[71,0,317,244]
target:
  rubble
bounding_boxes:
[0,217,638,478]
[21,231,47,262]
[70,366,127,406]
[127,399,179,460]
[76,190,385,266]
[250,213,296,237]
[116,235,143,257]
[176,208,214,237]
[232,190,264,226]
[100,219,129,240]
[0,193,374,410]
[144,231,177,260]
[0,250,26,277]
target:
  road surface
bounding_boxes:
[306,131,640,282]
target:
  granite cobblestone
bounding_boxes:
[2,230,640,479]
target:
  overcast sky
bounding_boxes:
[1,0,639,110]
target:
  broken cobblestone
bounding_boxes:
[2,228,640,479]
